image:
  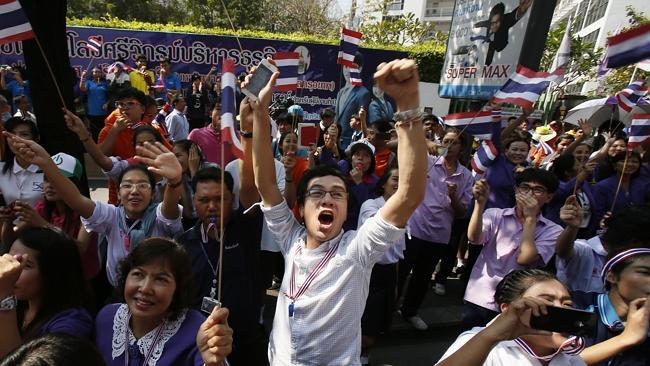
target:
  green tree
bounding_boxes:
[260,0,342,37]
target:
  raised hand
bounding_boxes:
[62,108,90,139]
[349,166,363,185]
[188,144,201,177]
[472,179,490,206]
[282,153,296,174]
[196,307,233,366]
[0,253,24,298]
[374,59,419,111]
[239,96,254,132]
[577,119,592,138]
[3,132,51,168]
[560,195,582,228]
[242,59,280,113]
[134,142,182,183]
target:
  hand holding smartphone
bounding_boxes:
[530,305,596,336]
[242,59,278,102]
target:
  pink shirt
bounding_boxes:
[188,126,235,167]
[464,207,562,311]
[407,155,473,244]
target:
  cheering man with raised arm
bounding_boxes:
[247,58,428,365]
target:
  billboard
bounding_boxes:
[0,26,405,122]
[439,0,543,99]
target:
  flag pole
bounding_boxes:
[610,151,630,213]
[629,66,638,84]
[32,35,66,108]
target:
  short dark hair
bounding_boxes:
[118,164,157,192]
[490,2,506,18]
[495,269,563,307]
[602,205,650,251]
[172,95,184,105]
[369,118,393,140]
[116,87,148,106]
[515,168,560,193]
[554,134,575,147]
[159,57,171,64]
[117,238,194,320]
[296,165,350,208]
[1,333,106,366]
[278,131,297,156]
[549,154,576,181]
[320,108,335,118]
[503,130,531,150]
[145,95,157,109]
[3,117,40,174]
[603,245,650,290]
[191,166,234,194]
[443,127,467,148]
[15,228,89,340]
[132,125,163,146]
[135,54,147,62]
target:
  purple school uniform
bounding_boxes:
[36,307,93,339]
[464,208,562,312]
[95,304,206,366]
[592,175,650,226]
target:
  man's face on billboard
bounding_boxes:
[489,13,502,33]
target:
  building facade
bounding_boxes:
[373,0,455,34]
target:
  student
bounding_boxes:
[579,246,650,366]
[0,228,93,359]
[463,168,563,330]
[94,238,233,366]
[437,269,587,366]
[4,131,183,288]
[400,127,473,330]
[357,165,403,365]
[1,333,106,366]
[366,119,395,178]
[249,58,427,365]
[0,118,42,207]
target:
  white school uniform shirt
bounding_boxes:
[165,109,189,142]
[262,199,405,366]
[225,158,286,252]
[357,196,405,264]
[81,201,183,286]
[438,327,586,366]
[0,159,43,206]
[555,235,607,294]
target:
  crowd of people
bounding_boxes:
[0,52,648,366]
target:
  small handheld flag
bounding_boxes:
[616,80,648,113]
[0,0,35,45]
[628,114,650,148]
[349,64,362,86]
[274,52,300,92]
[337,28,362,67]
[605,23,650,69]
[86,36,103,53]
[221,59,244,159]
[471,140,499,177]
[491,65,563,109]
[444,111,496,140]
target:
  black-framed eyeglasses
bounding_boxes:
[305,188,347,201]
[517,184,547,195]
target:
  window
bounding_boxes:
[582,29,599,45]
[584,0,608,27]
[572,2,587,32]
[386,0,404,11]
[425,0,453,17]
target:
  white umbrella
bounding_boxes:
[564,96,619,127]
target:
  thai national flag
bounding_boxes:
[605,23,650,69]
[86,36,102,53]
[337,28,362,67]
[107,61,133,74]
[274,52,299,92]
[349,64,362,86]
[616,80,648,113]
[0,0,35,45]
[491,65,564,109]
[628,114,650,148]
[538,140,554,155]
[444,110,495,139]
[221,59,244,160]
[471,140,499,177]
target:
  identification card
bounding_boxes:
[288,302,294,317]
[201,297,221,314]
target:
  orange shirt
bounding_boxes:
[374,148,392,178]
[98,110,172,203]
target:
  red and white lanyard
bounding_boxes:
[122,218,142,252]
[124,311,165,366]
[514,335,585,362]
[284,241,339,317]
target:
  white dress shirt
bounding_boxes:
[357,196,405,264]
[165,109,189,142]
[0,159,43,206]
[438,327,587,366]
[262,200,405,365]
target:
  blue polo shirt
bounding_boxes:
[160,73,181,101]
[85,79,109,116]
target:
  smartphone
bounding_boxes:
[297,123,320,149]
[530,305,597,336]
[242,59,278,101]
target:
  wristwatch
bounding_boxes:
[0,295,17,311]
[393,108,423,123]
